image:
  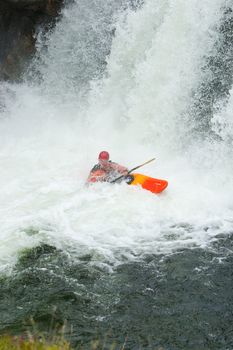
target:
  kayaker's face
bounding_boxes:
[99,159,109,167]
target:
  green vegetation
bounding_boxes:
[0,335,71,350]
[0,335,128,350]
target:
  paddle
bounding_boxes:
[111,157,156,183]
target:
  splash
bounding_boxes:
[0,0,233,273]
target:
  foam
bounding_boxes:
[0,0,232,273]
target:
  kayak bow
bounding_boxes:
[126,173,168,194]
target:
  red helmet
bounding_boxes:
[98,151,110,160]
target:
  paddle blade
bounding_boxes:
[130,173,168,194]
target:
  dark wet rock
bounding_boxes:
[0,0,64,81]
[2,0,63,13]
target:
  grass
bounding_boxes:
[0,334,132,350]
[0,335,71,350]
[0,335,127,350]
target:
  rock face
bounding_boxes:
[0,0,64,81]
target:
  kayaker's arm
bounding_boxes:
[111,158,156,183]
[109,162,128,175]
[86,165,107,183]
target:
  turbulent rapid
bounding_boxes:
[0,0,233,348]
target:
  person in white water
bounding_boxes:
[87,151,128,183]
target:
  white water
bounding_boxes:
[0,0,233,273]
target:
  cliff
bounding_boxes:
[0,0,64,81]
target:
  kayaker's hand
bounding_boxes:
[122,170,129,176]
[124,175,134,184]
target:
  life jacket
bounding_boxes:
[87,161,127,183]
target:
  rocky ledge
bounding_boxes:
[0,0,64,81]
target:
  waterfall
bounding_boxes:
[0,0,232,269]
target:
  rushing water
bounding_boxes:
[0,0,233,349]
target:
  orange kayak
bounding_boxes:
[126,173,168,194]
[87,171,168,194]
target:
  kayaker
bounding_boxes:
[87,151,129,183]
